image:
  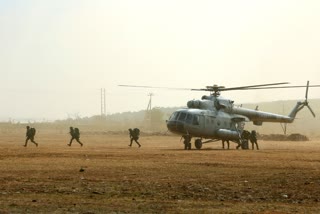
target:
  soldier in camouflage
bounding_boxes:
[128,128,141,147]
[250,130,259,150]
[68,127,83,147]
[24,126,38,147]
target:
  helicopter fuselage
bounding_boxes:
[119,81,317,149]
[166,96,245,140]
[166,95,306,141]
[167,108,241,140]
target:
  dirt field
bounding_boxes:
[0,132,319,213]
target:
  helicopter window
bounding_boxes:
[169,112,179,120]
[193,115,199,125]
[186,114,193,123]
[169,113,174,120]
[174,112,181,120]
[217,120,221,126]
[178,112,187,121]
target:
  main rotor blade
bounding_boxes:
[118,85,192,91]
[220,82,290,91]
[238,85,320,90]
[191,82,290,92]
[191,88,213,91]
[119,84,225,91]
[119,82,320,93]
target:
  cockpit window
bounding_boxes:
[186,114,193,123]
[178,112,187,121]
[169,112,179,120]
[193,115,200,125]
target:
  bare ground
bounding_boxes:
[0,133,320,213]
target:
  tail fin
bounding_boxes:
[288,81,316,120]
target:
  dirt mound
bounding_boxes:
[259,133,309,141]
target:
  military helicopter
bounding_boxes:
[119,81,320,150]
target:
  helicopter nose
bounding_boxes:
[166,120,176,132]
[167,120,185,133]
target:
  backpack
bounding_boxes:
[241,130,250,140]
[250,131,257,141]
[74,128,80,138]
[30,128,36,137]
[133,128,140,137]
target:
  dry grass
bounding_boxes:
[0,132,320,213]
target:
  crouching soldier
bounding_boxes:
[128,128,141,147]
[24,126,38,147]
[238,130,250,150]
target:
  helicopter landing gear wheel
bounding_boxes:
[195,139,202,150]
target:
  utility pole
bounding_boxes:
[146,93,154,122]
[147,93,154,112]
[101,88,106,116]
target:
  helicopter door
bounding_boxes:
[204,116,215,135]
[199,115,205,127]
[192,115,204,129]
[236,121,245,133]
[193,115,200,126]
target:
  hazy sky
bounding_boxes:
[1,0,320,121]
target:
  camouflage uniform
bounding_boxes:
[24,126,38,147]
[222,139,230,149]
[250,130,259,150]
[182,134,192,150]
[238,130,250,150]
[129,128,141,147]
[68,127,83,147]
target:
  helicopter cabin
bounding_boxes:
[166,108,237,138]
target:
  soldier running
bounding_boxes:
[24,126,38,147]
[68,127,83,147]
[250,130,259,150]
[128,128,141,147]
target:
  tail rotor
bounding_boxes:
[307,105,316,117]
[305,81,309,100]
[304,81,316,117]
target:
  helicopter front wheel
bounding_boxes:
[195,139,202,150]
